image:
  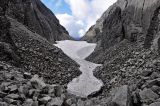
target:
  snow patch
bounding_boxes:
[54,40,103,97]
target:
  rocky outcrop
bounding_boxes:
[4,0,72,43]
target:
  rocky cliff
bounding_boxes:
[82,0,160,62]
[5,0,72,43]
[0,0,80,85]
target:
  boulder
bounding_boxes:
[23,72,32,79]
[30,75,46,89]
[22,99,34,106]
[139,88,159,102]
[111,85,132,106]
[149,102,160,106]
[0,102,8,106]
[46,97,63,106]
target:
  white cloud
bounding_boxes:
[56,13,85,38]
[56,0,117,38]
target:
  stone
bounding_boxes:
[3,98,17,104]
[111,85,132,106]
[156,98,160,102]
[23,72,32,79]
[132,91,140,104]
[32,101,38,106]
[18,86,29,96]
[65,98,77,106]
[54,85,63,97]
[22,99,34,106]
[0,102,8,106]
[6,94,19,99]
[41,86,50,94]
[149,102,160,106]
[141,69,153,77]
[4,73,13,79]
[47,85,55,95]
[46,97,63,106]
[146,78,160,88]
[77,99,85,106]
[150,72,160,80]
[38,96,51,104]
[0,91,7,98]
[139,88,159,102]
[151,86,160,93]
[30,75,46,89]
[8,85,18,92]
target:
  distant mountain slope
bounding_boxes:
[5,0,72,43]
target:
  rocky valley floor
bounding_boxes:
[1,40,160,106]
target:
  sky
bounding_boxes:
[41,0,117,39]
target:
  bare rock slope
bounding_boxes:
[0,0,80,85]
[81,0,160,105]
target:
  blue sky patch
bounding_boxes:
[41,0,71,15]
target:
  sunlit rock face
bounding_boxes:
[54,40,103,98]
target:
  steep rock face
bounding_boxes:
[0,0,80,85]
[5,0,72,43]
[82,0,160,63]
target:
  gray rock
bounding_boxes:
[0,102,8,106]
[146,78,160,88]
[8,85,18,92]
[77,99,85,106]
[149,102,160,106]
[3,98,18,105]
[30,75,46,89]
[23,72,32,79]
[0,91,7,98]
[46,97,63,106]
[111,85,132,106]
[32,101,38,106]
[150,72,160,80]
[156,98,160,102]
[151,86,160,93]
[54,85,63,97]
[38,96,51,104]
[6,94,19,99]
[141,69,153,77]
[139,88,159,102]
[65,99,73,106]
[22,99,34,106]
